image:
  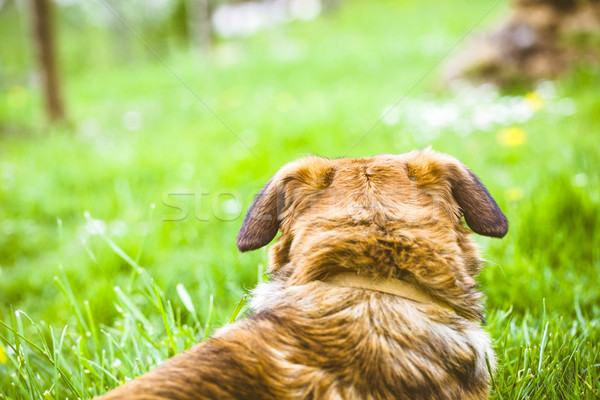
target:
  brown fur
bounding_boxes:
[97,149,507,400]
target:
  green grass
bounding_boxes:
[1,0,599,398]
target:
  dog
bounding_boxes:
[97,149,508,400]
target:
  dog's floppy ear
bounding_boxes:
[448,164,508,238]
[237,178,284,252]
[237,156,332,252]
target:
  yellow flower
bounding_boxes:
[0,343,7,364]
[506,187,524,202]
[497,127,526,147]
[525,91,544,111]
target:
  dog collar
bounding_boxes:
[325,272,456,314]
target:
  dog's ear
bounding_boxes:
[409,149,508,238]
[237,157,332,252]
[237,178,284,252]
[448,163,508,238]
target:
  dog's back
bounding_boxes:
[100,284,492,400]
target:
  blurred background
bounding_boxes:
[0,0,599,397]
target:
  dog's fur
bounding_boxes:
[98,149,508,400]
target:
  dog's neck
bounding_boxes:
[323,272,456,314]
[270,229,485,322]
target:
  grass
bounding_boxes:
[0,0,599,398]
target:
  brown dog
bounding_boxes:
[98,149,507,400]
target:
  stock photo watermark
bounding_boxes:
[161,182,449,224]
[162,185,245,222]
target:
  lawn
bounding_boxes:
[0,0,599,398]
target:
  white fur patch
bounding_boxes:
[250,280,285,312]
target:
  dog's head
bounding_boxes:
[236,150,507,315]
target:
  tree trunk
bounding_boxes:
[188,0,212,52]
[30,0,66,123]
